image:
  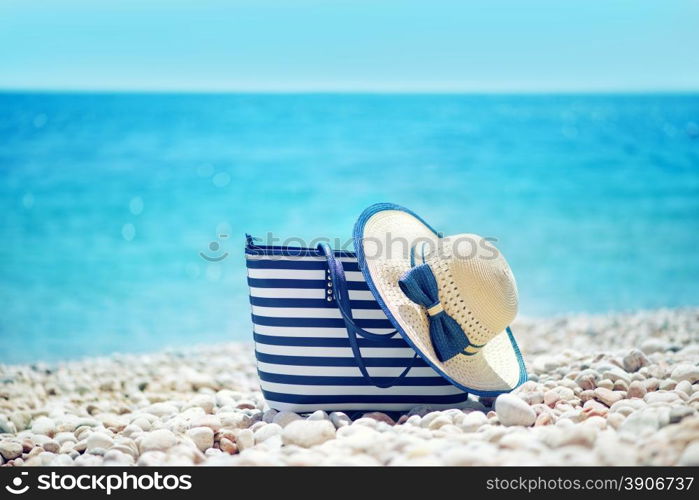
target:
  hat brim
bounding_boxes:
[353,203,527,397]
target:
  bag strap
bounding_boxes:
[318,242,397,341]
[318,243,417,388]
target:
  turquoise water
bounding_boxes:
[1,93,698,363]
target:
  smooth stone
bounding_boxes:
[0,441,23,460]
[669,406,695,424]
[575,373,597,391]
[352,417,378,428]
[73,439,87,453]
[22,436,38,450]
[556,426,596,448]
[262,409,278,423]
[86,432,113,451]
[515,380,539,393]
[51,453,74,466]
[671,364,699,384]
[583,399,609,417]
[236,400,257,410]
[659,379,677,391]
[329,412,351,429]
[602,368,631,385]
[190,415,221,432]
[31,416,56,436]
[362,412,395,426]
[189,394,215,413]
[272,411,301,428]
[543,390,561,407]
[219,437,237,454]
[535,413,555,426]
[54,432,77,445]
[594,387,623,407]
[186,427,214,452]
[495,394,536,427]
[96,413,128,430]
[644,391,680,404]
[607,412,625,430]
[596,379,614,390]
[582,415,607,430]
[103,449,134,465]
[64,446,78,457]
[10,411,31,432]
[0,415,17,434]
[519,391,544,405]
[640,338,668,355]
[619,409,660,437]
[145,402,179,417]
[627,381,647,399]
[307,410,329,421]
[137,451,167,466]
[217,412,249,429]
[419,411,445,428]
[428,415,453,430]
[282,420,336,448]
[249,421,266,432]
[254,423,282,444]
[613,379,629,391]
[132,417,152,432]
[405,415,421,426]
[678,441,699,466]
[579,390,595,402]
[623,349,649,373]
[552,386,576,401]
[461,399,488,412]
[609,398,647,413]
[407,405,434,417]
[139,429,177,453]
[460,411,488,432]
[676,380,693,396]
[121,424,142,438]
[236,429,254,451]
[558,409,584,423]
[644,378,660,392]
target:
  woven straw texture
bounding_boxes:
[359,209,524,393]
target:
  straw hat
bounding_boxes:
[353,203,527,396]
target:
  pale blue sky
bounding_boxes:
[1,0,698,92]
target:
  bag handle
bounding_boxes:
[318,243,417,388]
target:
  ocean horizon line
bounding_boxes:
[2,88,699,97]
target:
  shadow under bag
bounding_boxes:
[245,235,470,413]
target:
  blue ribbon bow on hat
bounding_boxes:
[398,264,483,362]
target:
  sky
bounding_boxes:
[1,0,698,92]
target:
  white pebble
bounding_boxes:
[495,394,536,427]
[272,411,301,428]
[254,423,282,444]
[186,427,214,452]
[282,420,336,448]
[31,416,56,436]
[671,364,699,384]
[139,429,177,453]
[236,429,255,451]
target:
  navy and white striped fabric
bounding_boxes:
[246,239,470,413]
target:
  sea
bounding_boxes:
[1,92,698,363]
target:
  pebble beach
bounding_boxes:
[1,307,698,467]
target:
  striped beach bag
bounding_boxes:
[245,235,470,413]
